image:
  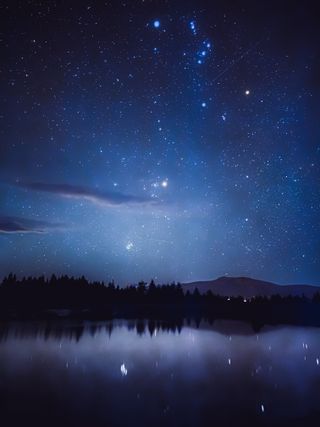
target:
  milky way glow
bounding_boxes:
[0,1,319,285]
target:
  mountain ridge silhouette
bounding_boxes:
[183,276,319,298]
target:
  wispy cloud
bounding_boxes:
[0,215,63,234]
[18,182,158,207]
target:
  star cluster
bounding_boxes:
[0,0,319,285]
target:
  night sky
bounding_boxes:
[1,0,319,285]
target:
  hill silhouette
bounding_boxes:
[183,276,319,298]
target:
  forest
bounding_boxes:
[1,273,320,327]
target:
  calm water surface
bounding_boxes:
[0,320,320,426]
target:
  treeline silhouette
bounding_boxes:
[1,273,320,327]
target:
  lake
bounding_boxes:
[0,320,320,426]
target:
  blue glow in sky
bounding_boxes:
[0,1,319,285]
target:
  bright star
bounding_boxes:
[201,102,207,108]
[161,180,168,188]
[245,90,250,96]
[153,20,160,28]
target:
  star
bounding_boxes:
[153,20,160,29]
[161,180,168,188]
[245,90,250,96]
[201,102,207,108]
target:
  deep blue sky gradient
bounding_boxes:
[1,0,319,285]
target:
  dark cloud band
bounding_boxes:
[0,216,62,234]
[18,182,157,207]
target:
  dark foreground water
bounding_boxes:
[0,320,320,427]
